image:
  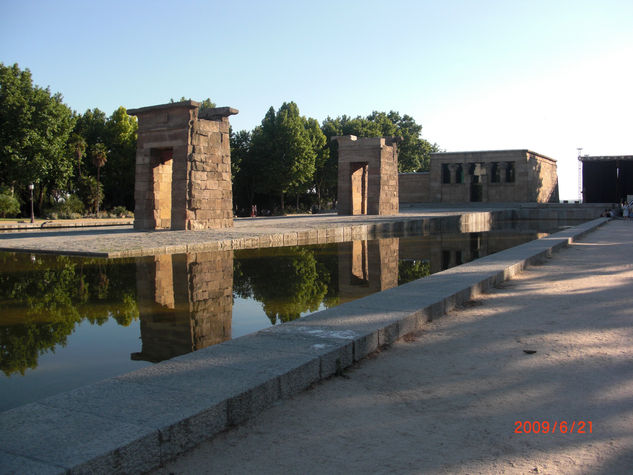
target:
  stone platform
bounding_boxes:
[0,216,607,474]
[0,203,605,258]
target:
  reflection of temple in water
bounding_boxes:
[338,238,399,302]
[399,230,545,273]
[130,226,546,363]
[132,251,233,363]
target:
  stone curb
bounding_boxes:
[0,219,133,232]
[0,218,607,474]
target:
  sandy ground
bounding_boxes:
[154,220,633,475]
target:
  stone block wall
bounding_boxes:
[528,153,559,203]
[404,149,559,204]
[128,101,237,230]
[132,250,233,363]
[399,172,430,203]
[335,136,399,215]
[186,250,233,349]
[338,237,399,302]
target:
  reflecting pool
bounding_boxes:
[0,221,579,411]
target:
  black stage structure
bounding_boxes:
[580,155,633,203]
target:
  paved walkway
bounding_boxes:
[0,207,498,257]
[0,204,603,257]
[155,219,633,475]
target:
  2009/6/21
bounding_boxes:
[514,421,592,434]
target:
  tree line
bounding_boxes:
[0,63,439,219]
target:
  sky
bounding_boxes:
[1,0,632,200]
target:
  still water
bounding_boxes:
[0,223,575,411]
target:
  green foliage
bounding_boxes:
[198,98,216,112]
[77,175,103,214]
[250,102,317,211]
[0,63,76,210]
[0,193,20,218]
[321,111,440,172]
[230,128,250,181]
[91,142,108,171]
[169,97,216,113]
[110,205,130,217]
[43,194,85,219]
[101,107,136,210]
[73,106,136,210]
[398,259,431,285]
[68,133,87,176]
[234,246,331,324]
[0,253,139,376]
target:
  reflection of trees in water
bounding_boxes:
[234,246,337,324]
[0,253,138,376]
[398,259,431,285]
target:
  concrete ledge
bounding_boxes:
[0,218,607,474]
[0,218,133,232]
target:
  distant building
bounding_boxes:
[399,149,559,204]
[579,155,633,203]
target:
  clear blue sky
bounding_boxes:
[2,0,632,199]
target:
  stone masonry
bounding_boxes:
[133,250,233,362]
[399,149,559,204]
[334,136,400,215]
[338,238,399,303]
[127,101,238,230]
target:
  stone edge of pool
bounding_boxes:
[0,217,608,475]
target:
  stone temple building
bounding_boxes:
[399,149,559,204]
[579,155,633,203]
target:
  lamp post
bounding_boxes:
[28,183,34,223]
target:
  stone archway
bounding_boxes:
[333,135,400,216]
[127,101,238,230]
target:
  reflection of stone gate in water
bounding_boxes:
[133,251,233,362]
[338,238,399,302]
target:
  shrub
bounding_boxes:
[44,194,85,219]
[77,176,103,214]
[111,205,130,218]
[0,193,21,218]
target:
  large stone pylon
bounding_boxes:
[127,101,238,230]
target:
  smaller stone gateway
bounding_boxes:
[334,135,400,215]
[127,101,238,230]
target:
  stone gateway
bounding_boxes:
[334,135,400,216]
[128,101,238,230]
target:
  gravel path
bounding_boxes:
[154,219,633,475]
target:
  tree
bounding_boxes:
[73,107,136,211]
[230,128,256,211]
[91,143,107,213]
[78,175,103,214]
[322,111,440,173]
[303,117,328,209]
[0,63,76,214]
[101,107,137,210]
[68,133,86,177]
[229,128,250,182]
[250,102,316,212]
